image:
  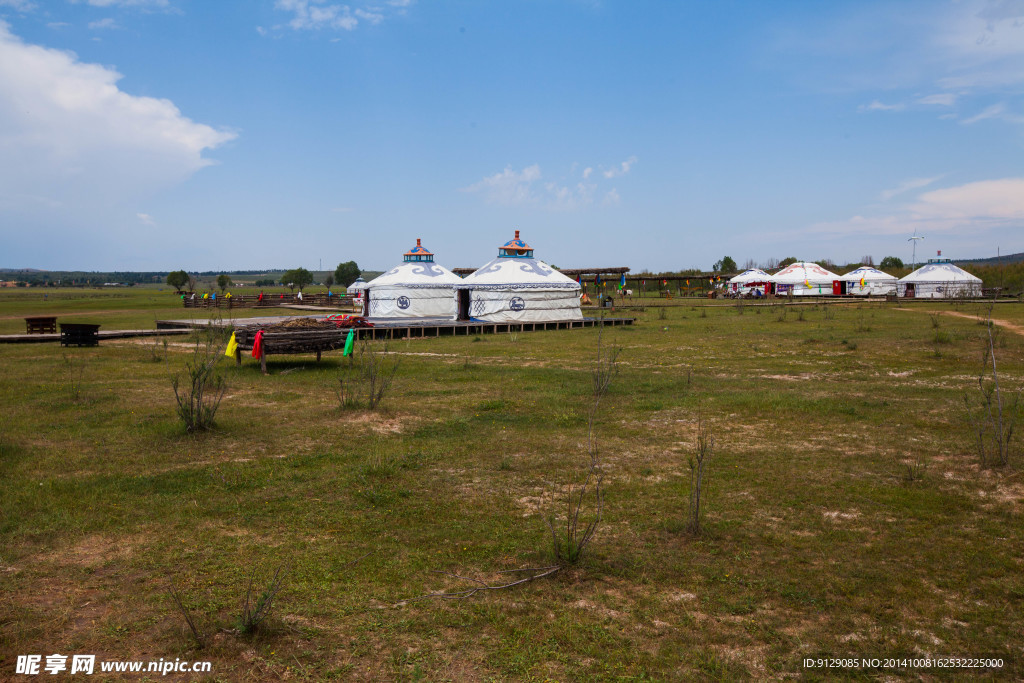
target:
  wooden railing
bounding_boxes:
[181,293,356,309]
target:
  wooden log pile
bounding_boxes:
[232,318,373,371]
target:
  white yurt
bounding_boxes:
[456,231,583,322]
[362,239,463,317]
[837,266,898,296]
[728,268,771,296]
[897,258,982,299]
[770,262,840,296]
[346,276,368,299]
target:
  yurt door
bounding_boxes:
[904,283,915,298]
[832,280,842,296]
[457,290,470,320]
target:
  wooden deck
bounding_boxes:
[0,328,190,344]
[157,316,634,340]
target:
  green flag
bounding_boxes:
[342,328,355,357]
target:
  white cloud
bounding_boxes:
[463,162,629,210]
[77,0,170,7]
[0,0,35,11]
[354,8,383,24]
[858,100,905,112]
[275,0,358,31]
[810,177,1024,237]
[961,102,1024,124]
[911,178,1024,221]
[603,155,637,179]
[880,176,942,201]
[88,18,118,29]
[602,189,621,207]
[462,164,542,206]
[0,21,235,217]
[136,212,155,227]
[916,93,958,106]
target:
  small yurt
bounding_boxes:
[837,266,898,296]
[362,239,462,317]
[728,268,771,296]
[456,231,583,322]
[770,262,840,296]
[346,276,368,300]
[897,258,982,299]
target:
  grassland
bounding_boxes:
[1,289,1022,680]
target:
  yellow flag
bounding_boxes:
[224,331,238,358]
[805,279,811,289]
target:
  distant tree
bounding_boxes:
[186,274,197,293]
[861,255,875,266]
[281,267,313,292]
[324,274,335,289]
[254,278,276,287]
[216,274,232,293]
[334,261,361,287]
[166,270,189,292]
[880,256,904,270]
[712,256,737,273]
[778,257,799,268]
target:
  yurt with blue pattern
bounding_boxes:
[455,231,583,322]
[362,239,463,318]
[897,258,981,299]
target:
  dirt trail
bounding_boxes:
[897,308,1024,337]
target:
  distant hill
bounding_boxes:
[955,252,1024,266]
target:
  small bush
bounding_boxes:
[933,330,952,345]
[236,562,289,637]
[338,341,401,411]
[900,456,927,483]
[62,354,86,402]
[686,411,714,535]
[172,340,226,433]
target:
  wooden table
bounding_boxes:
[60,323,101,347]
[25,317,57,334]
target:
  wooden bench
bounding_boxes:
[25,316,57,334]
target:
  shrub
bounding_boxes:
[172,339,226,433]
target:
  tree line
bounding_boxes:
[165,262,362,294]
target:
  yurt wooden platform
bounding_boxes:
[156,315,634,340]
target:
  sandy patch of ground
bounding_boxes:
[896,308,1024,337]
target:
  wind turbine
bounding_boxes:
[908,229,925,270]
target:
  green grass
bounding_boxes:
[0,294,1022,679]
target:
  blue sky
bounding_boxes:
[0,0,1022,273]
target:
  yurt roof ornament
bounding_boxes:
[498,230,534,258]
[404,239,434,262]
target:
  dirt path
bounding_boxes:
[897,308,1024,337]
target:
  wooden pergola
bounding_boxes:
[449,266,741,298]
[450,266,631,277]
